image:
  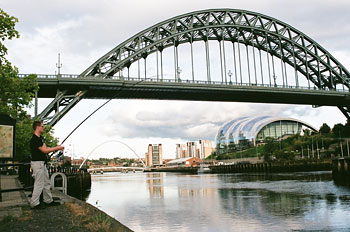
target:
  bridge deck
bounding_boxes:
[34,76,350,106]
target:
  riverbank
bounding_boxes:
[210,159,331,173]
[145,166,198,173]
[144,159,331,174]
[0,175,132,232]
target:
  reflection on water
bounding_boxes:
[86,171,350,232]
[146,173,164,198]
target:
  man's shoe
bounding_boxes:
[31,203,45,210]
[44,201,61,206]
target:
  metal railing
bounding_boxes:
[0,162,88,202]
[0,163,32,202]
[18,73,350,93]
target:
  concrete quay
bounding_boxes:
[0,175,133,232]
[332,157,350,187]
[210,160,331,173]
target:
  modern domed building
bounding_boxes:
[215,116,317,154]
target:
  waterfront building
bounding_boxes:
[187,142,197,158]
[175,144,187,159]
[176,140,216,159]
[71,157,84,166]
[198,140,216,159]
[165,157,202,167]
[146,144,163,167]
[145,152,151,167]
[216,115,317,154]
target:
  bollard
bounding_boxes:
[51,172,67,194]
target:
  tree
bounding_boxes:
[0,9,57,161]
[319,123,331,135]
[0,9,38,119]
[342,120,350,137]
[263,137,279,154]
[303,129,311,136]
[262,137,279,161]
[0,9,19,64]
[332,123,344,137]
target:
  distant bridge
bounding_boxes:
[88,166,145,173]
[21,9,350,125]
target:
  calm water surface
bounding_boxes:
[85,171,350,232]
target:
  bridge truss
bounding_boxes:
[32,9,350,125]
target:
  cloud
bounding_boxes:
[99,101,292,140]
[3,0,350,158]
[4,0,350,74]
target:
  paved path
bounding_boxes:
[0,174,133,231]
[0,175,27,219]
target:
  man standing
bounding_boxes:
[30,121,64,209]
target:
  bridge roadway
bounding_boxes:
[88,166,145,173]
[29,74,350,107]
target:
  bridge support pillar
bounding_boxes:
[39,90,86,126]
[337,106,350,121]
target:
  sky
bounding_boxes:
[3,0,350,160]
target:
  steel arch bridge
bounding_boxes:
[29,9,350,126]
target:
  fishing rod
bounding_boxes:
[49,78,146,160]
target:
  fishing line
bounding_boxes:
[51,78,146,159]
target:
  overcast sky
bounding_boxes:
[3,0,350,159]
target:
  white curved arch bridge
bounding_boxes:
[21,9,350,125]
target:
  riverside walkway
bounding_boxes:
[0,175,132,232]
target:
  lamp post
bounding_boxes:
[273,74,277,87]
[228,70,232,84]
[56,53,62,76]
[177,67,182,82]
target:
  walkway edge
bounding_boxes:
[52,189,133,232]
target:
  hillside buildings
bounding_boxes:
[176,140,215,159]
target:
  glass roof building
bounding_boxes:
[215,116,317,153]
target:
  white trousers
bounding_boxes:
[30,161,53,207]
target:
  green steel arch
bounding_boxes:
[81,8,350,91]
[37,9,350,126]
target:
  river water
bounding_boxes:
[85,171,350,232]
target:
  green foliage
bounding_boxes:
[332,123,344,136]
[205,151,218,160]
[0,66,38,119]
[319,123,331,135]
[303,129,311,136]
[0,9,58,161]
[0,8,38,119]
[42,125,59,148]
[0,9,20,64]
[274,150,296,161]
[342,121,350,137]
[263,137,279,154]
[15,116,33,161]
[61,160,72,168]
